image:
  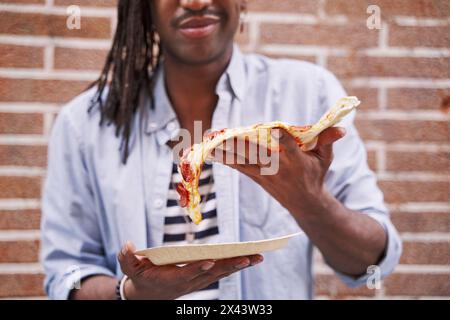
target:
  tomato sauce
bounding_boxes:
[176,183,190,208]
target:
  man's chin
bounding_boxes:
[168,42,231,66]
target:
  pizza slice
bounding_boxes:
[176,96,361,224]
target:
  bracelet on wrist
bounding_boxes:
[116,275,129,300]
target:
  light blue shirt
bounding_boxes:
[41,45,402,300]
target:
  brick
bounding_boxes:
[329,56,450,79]
[1,0,44,3]
[355,119,450,143]
[54,0,117,6]
[391,211,450,233]
[0,113,43,134]
[390,25,450,48]
[0,274,45,297]
[401,242,450,265]
[380,180,450,203]
[384,273,450,296]
[0,210,41,230]
[2,0,45,3]
[54,47,108,70]
[0,78,91,103]
[0,145,47,167]
[386,151,450,172]
[0,176,41,199]
[325,0,450,18]
[387,88,450,111]
[234,26,250,47]
[0,240,40,263]
[367,150,377,171]
[249,0,318,14]
[343,86,378,109]
[0,12,111,39]
[315,274,376,298]
[256,52,317,64]
[259,22,378,48]
[0,44,44,68]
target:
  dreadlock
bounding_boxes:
[88,0,162,164]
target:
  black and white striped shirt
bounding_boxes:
[164,162,220,300]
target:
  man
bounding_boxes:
[41,0,402,300]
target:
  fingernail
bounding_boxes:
[201,261,215,271]
[122,240,134,255]
[251,256,264,266]
[338,127,347,136]
[235,259,250,270]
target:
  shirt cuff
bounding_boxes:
[333,212,403,288]
[47,265,116,300]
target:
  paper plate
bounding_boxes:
[135,232,303,266]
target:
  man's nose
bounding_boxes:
[180,0,212,11]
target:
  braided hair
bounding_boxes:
[89,0,162,164]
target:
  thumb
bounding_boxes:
[272,128,299,153]
[317,127,346,146]
[117,240,141,276]
[313,127,346,160]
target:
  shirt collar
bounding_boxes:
[144,44,246,137]
[144,67,177,136]
[222,44,246,101]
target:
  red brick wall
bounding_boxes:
[0,0,449,299]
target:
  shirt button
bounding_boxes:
[154,198,164,209]
[166,121,176,131]
[148,122,158,130]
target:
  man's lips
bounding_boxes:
[178,15,220,39]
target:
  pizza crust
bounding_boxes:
[177,96,361,224]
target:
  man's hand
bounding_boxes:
[212,126,387,276]
[212,127,346,219]
[117,241,263,300]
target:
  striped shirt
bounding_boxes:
[164,162,220,300]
